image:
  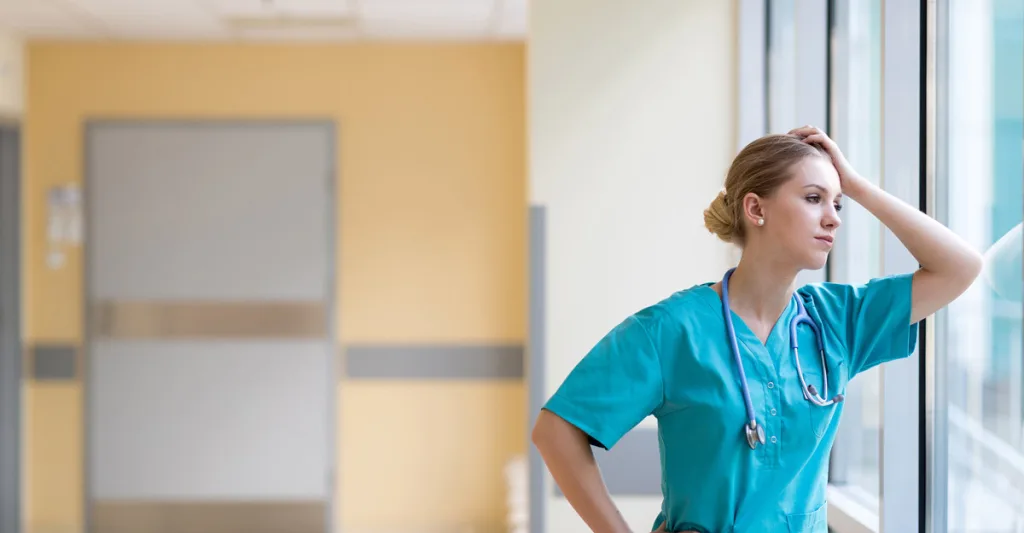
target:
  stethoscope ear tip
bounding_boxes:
[834,394,845,403]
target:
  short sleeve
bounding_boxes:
[541,314,664,450]
[805,273,919,378]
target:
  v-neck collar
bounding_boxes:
[695,282,796,371]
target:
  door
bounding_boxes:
[0,123,21,533]
[85,121,335,533]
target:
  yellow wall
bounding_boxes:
[24,42,526,533]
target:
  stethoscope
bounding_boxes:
[720,268,844,450]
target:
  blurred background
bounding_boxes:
[0,1,1019,533]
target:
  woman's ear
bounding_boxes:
[742,193,766,227]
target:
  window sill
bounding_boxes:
[827,484,879,533]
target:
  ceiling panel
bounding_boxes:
[101,21,226,40]
[0,0,104,37]
[358,22,487,40]
[358,0,496,38]
[67,0,223,38]
[211,0,354,17]
[0,0,525,41]
[231,25,359,41]
[359,0,495,24]
[494,0,526,37]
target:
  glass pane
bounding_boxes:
[937,0,1024,531]
[767,0,797,133]
[827,0,884,512]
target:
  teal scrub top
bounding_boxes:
[542,273,919,533]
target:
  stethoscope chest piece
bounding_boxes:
[745,421,766,450]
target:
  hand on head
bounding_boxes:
[788,125,867,198]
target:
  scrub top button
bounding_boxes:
[770,436,777,443]
[770,408,777,416]
[767,382,774,389]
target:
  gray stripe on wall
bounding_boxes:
[28,342,524,381]
[555,428,662,497]
[90,500,327,533]
[344,344,523,379]
[31,344,78,381]
[528,205,547,533]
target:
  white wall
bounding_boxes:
[528,1,739,531]
[0,32,23,117]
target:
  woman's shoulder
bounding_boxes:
[796,273,918,320]
[797,273,916,299]
[628,283,721,337]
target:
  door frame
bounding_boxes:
[82,118,339,533]
[0,120,22,533]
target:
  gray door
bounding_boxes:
[0,123,21,533]
[85,121,335,533]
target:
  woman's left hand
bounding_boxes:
[788,125,870,199]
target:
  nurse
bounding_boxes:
[530,126,984,533]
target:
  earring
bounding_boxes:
[757,218,765,226]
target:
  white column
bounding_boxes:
[529,1,740,531]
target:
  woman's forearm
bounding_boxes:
[846,177,983,322]
[847,178,981,276]
[531,410,633,533]
[790,125,984,322]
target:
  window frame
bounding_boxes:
[927,0,1024,531]
[825,0,887,514]
[759,1,929,531]
[876,2,926,532]
[751,1,1024,531]
[923,0,948,530]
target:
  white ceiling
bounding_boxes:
[0,0,528,41]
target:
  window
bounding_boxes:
[766,0,828,287]
[827,0,885,517]
[767,0,798,133]
[934,0,1024,531]
[751,3,1022,530]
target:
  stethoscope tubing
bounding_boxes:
[720,268,843,450]
[720,268,759,430]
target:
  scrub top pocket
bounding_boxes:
[785,501,828,532]
[802,369,841,439]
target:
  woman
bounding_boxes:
[530,126,983,533]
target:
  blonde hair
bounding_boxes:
[704,134,829,244]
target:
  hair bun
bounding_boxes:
[703,189,736,243]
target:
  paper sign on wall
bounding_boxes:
[46,184,82,269]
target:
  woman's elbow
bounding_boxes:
[958,251,985,295]
[966,249,985,280]
[930,249,984,291]
[532,409,579,452]
[531,409,555,449]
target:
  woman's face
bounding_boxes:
[751,156,844,271]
